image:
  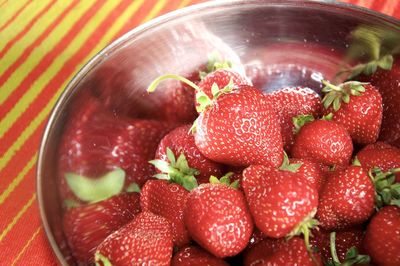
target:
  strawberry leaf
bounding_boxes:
[65,168,125,203]
[209,173,237,189]
[126,182,141,193]
[279,152,302,173]
[151,148,200,191]
[293,114,315,134]
[370,167,400,209]
[64,199,80,209]
[95,252,112,266]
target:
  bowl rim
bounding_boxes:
[36,0,400,264]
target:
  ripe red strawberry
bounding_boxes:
[58,101,173,200]
[194,85,283,167]
[63,193,141,263]
[321,80,383,145]
[356,141,400,182]
[243,237,323,266]
[291,116,353,167]
[316,165,375,230]
[171,246,228,266]
[242,165,318,241]
[154,124,223,184]
[149,76,284,167]
[95,211,173,265]
[363,206,400,266]
[279,154,326,193]
[266,86,322,151]
[140,180,190,248]
[311,227,365,263]
[183,182,253,257]
[357,57,400,147]
[198,68,252,100]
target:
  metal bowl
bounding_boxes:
[37,0,400,264]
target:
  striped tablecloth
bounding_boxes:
[0,0,398,265]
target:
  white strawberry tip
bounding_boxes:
[328,232,370,266]
[65,168,126,203]
[321,80,368,111]
[368,167,400,209]
[95,252,112,266]
[149,147,199,191]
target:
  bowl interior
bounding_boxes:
[37,0,400,264]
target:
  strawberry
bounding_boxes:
[266,86,322,151]
[183,181,253,257]
[363,206,400,266]
[58,101,173,201]
[243,237,323,266]
[149,77,284,167]
[242,165,318,247]
[197,68,252,100]
[171,246,228,266]
[154,124,224,184]
[279,153,326,192]
[291,115,353,167]
[356,141,400,182]
[321,80,382,145]
[316,165,375,230]
[63,193,141,263]
[140,180,190,248]
[95,211,173,265]
[356,57,400,147]
[311,227,365,263]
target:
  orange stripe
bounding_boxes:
[0,164,36,227]
[0,198,40,265]
[370,0,387,12]
[0,0,8,8]
[390,1,400,17]
[11,227,41,266]
[0,0,33,32]
[0,0,57,60]
[12,230,57,266]
[0,0,104,119]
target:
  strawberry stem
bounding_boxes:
[279,152,302,173]
[330,232,341,264]
[95,252,112,266]
[147,73,200,93]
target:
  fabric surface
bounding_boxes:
[0,0,398,265]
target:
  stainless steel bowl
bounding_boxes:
[37,0,400,264]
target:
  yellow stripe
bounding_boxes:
[0,0,96,105]
[0,0,146,202]
[0,193,35,243]
[143,0,168,22]
[0,154,36,205]
[0,0,31,30]
[178,0,192,8]
[0,0,124,140]
[0,0,51,51]
[11,227,41,266]
[0,0,167,183]
[0,1,74,76]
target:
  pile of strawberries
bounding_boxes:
[58,53,400,266]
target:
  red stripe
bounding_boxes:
[0,200,42,265]
[0,121,43,192]
[14,231,58,266]
[369,0,387,12]
[0,0,144,157]
[0,167,36,233]
[390,2,400,18]
[0,0,57,60]
[0,0,34,32]
[0,0,103,119]
[0,0,136,184]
